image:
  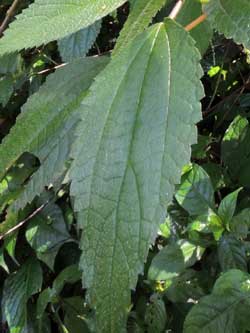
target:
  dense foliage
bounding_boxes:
[1,0,250,332]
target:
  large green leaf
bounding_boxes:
[69,20,203,331]
[114,0,167,54]
[184,270,250,333]
[0,56,108,212]
[2,259,43,333]
[0,0,127,55]
[204,0,250,49]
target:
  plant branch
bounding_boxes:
[213,75,250,130]
[36,63,67,76]
[199,74,250,126]
[169,0,185,20]
[0,0,20,36]
[185,13,207,31]
[0,202,48,241]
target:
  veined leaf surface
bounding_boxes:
[204,0,250,48]
[69,19,203,331]
[113,0,168,55]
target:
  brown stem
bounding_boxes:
[0,202,48,241]
[185,13,207,31]
[169,0,185,20]
[0,0,20,36]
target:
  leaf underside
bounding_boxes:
[69,19,203,332]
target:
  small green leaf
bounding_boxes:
[159,218,171,239]
[189,208,224,240]
[207,211,224,240]
[26,203,70,270]
[53,264,81,294]
[4,232,17,258]
[0,249,9,273]
[2,258,43,333]
[36,288,55,323]
[148,240,204,281]
[175,164,215,216]
[218,188,242,227]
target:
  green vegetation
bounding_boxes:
[1,0,250,332]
